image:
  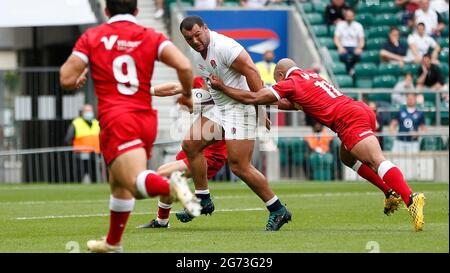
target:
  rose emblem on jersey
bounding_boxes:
[210,60,217,69]
[231,127,236,135]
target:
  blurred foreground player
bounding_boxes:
[60,0,201,252]
[209,58,425,231]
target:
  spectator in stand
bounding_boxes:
[415,0,446,37]
[405,22,441,64]
[324,0,350,26]
[380,27,409,67]
[430,0,449,14]
[154,0,164,19]
[304,119,334,180]
[396,0,421,27]
[334,8,365,74]
[393,72,416,105]
[195,0,223,8]
[255,50,276,86]
[416,53,445,90]
[389,93,426,153]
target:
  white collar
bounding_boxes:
[285,67,300,78]
[108,14,137,24]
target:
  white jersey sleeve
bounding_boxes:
[217,35,244,68]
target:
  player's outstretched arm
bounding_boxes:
[60,55,88,90]
[152,82,183,97]
[159,43,193,111]
[208,74,277,105]
[159,44,192,97]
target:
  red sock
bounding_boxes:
[106,211,131,245]
[106,196,135,246]
[353,161,391,195]
[137,171,170,198]
[378,161,412,204]
[157,201,172,220]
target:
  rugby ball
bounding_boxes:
[192,88,214,105]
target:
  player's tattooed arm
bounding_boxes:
[152,82,183,97]
[208,74,277,105]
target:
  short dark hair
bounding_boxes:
[106,0,137,16]
[180,16,205,32]
[389,26,399,33]
[417,22,426,28]
[423,53,432,59]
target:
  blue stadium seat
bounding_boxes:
[306,13,325,25]
[354,62,378,77]
[420,137,445,151]
[361,50,380,63]
[330,62,347,75]
[355,13,374,27]
[372,75,397,88]
[313,2,327,13]
[378,63,403,76]
[317,37,336,49]
[312,25,329,37]
[366,38,387,50]
[335,75,354,88]
[368,26,391,39]
[301,2,313,13]
[374,14,400,26]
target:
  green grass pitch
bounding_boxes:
[0,181,448,253]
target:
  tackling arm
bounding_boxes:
[152,82,183,97]
[208,74,278,105]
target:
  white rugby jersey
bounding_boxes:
[191,31,251,109]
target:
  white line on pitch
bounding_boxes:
[2,190,446,206]
[14,208,265,221]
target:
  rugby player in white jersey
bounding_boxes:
[176,15,291,231]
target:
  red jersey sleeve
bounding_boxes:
[72,31,90,63]
[155,31,171,61]
[270,78,295,100]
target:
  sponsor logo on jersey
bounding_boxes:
[101,35,119,50]
[210,60,217,69]
[198,64,206,71]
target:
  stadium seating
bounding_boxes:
[420,136,445,151]
[308,152,334,181]
[335,75,354,88]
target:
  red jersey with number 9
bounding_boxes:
[72,15,170,126]
[270,68,354,132]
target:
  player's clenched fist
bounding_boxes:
[177,94,193,113]
[207,74,224,91]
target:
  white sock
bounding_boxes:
[156,217,169,225]
[377,160,396,180]
[265,195,279,207]
[195,189,210,195]
[352,161,363,172]
[109,195,135,212]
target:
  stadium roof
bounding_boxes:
[0,0,97,28]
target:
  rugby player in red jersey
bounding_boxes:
[208,58,425,232]
[60,0,201,252]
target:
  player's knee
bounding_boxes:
[229,161,247,177]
